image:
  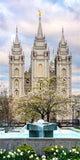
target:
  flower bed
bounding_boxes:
[0,143,80,160]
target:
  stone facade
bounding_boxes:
[55,28,72,96]
[9,28,25,97]
[31,16,50,90]
[9,15,72,98]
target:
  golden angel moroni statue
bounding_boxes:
[39,10,41,16]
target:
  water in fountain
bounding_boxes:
[36,119,44,137]
[20,124,27,133]
[56,126,62,135]
[27,119,57,138]
[57,126,61,131]
[37,119,44,124]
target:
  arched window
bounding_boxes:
[15,90,19,97]
[15,79,19,88]
[39,64,42,77]
[14,68,19,76]
[62,68,66,77]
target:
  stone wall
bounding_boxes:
[0,138,80,155]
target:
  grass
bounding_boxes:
[74,127,80,130]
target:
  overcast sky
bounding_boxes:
[0,0,80,95]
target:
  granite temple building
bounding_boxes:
[9,12,72,98]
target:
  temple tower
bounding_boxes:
[55,28,72,96]
[31,11,50,90]
[9,28,25,97]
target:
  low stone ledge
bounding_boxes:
[0,138,80,155]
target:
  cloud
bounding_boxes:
[72,88,80,95]
[64,0,80,7]
[0,80,9,91]
[0,50,9,65]
[72,76,80,83]
[0,0,80,67]
[0,0,80,96]
[0,74,6,78]
[72,65,80,74]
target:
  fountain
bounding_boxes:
[0,120,80,154]
[27,119,57,137]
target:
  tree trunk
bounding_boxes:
[41,114,44,120]
[47,113,50,122]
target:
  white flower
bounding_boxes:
[56,149,58,152]
[20,152,23,156]
[7,155,10,158]
[29,154,34,158]
[0,151,2,154]
[17,149,21,152]
[3,156,6,159]
[72,149,76,152]
[42,155,46,158]
[36,157,39,160]
[9,152,14,156]
[16,153,19,156]
[76,151,79,154]
[28,150,30,153]
[52,158,58,160]
[55,145,58,148]
[64,152,66,155]
[51,148,54,151]
[54,152,56,155]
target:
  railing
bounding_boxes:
[0,122,26,128]
[50,119,79,127]
[0,119,79,128]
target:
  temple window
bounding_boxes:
[15,79,19,88]
[39,64,42,77]
[15,68,19,76]
[62,68,66,77]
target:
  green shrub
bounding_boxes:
[0,149,8,160]
[43,145,71,160]
[15,143,36,160]
[0,144,80,160]
[69,146,80,160]
[16,143,35,154]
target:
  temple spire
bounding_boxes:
[60,27,65,45]
[37,11,43,38]
[15,27,19,44]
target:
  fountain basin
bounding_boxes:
[27,120,57,137]
[0,128,80,154]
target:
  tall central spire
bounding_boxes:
[60,27,65,45]
[37,11,43,39]
[15,27,19,44]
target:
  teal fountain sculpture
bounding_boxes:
[27,119,57,138]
